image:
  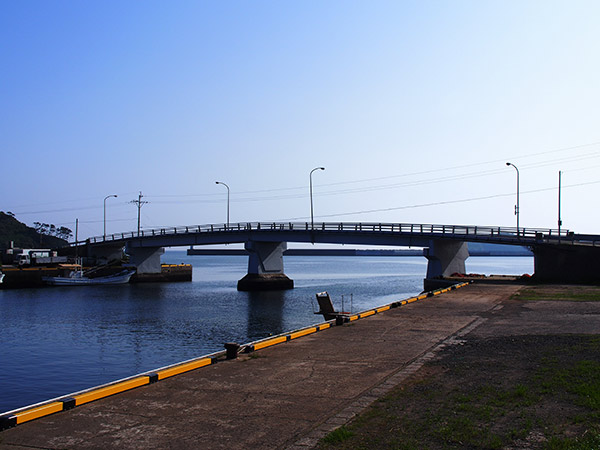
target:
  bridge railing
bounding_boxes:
[81,221,589,246]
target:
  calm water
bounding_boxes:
[0,253,533,413]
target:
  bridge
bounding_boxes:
[77,222,600,290]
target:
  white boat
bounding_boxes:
[43,269,135,286]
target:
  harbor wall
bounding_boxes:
[0,264,192,289]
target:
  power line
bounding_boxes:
[7,141,600,217]
[3,192,139,210]
[144,153,600,205]
[55,217,137,226]
[144,140,600,197]
[274,180,600,221]
[47,179,600,234]
[142,147,600,202]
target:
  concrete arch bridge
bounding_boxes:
[77,222,600,290]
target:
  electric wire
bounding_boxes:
[5,142,600,217]
[272,180,600,221]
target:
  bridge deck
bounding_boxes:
[81,221,589,249]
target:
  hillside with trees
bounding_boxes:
[0,212,70,251]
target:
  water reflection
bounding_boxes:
[245,290,286,339]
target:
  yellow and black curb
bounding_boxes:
[0,281,469,431]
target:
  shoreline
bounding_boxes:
[0,282,469,422]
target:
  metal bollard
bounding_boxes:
[224,342,240,359]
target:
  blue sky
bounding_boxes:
[2,1,600,239]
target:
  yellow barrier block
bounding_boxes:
[348,314,359,321]
[253,336,287,351]
[406,298,417,304]
[75,376,149,406]
[376,305,390,313]
[15,402,63,424]
[157,357,212,380]
[318,323,331,330]
[417,294,428,300]
[360,310,376,318]
[290,327,317,340]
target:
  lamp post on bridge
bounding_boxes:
[215,181,230,227]
[506,162,520,236]
[103,194,117,239]
[310,167,325,230]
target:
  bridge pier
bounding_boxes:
[85,245,124,265]
[126,246,164,274]
[237,241,294,291]
[423,240,469,290]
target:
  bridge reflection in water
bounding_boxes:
[246,291,286,340]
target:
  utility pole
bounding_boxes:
[130,192,148,237]
[558,171,562,243]
[75,218,79,260]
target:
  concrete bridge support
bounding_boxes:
[85,245,124,265]
[423,240,469,290]
[126,246,164,274]
[237,241,294,291]
[533,244,600,283]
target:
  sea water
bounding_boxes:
[0,253,533,413]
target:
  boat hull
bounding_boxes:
[42,271,135,286]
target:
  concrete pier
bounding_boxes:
[424,239,469,279]
[237,241,293,291]
[423,239,469,290]
[125,246,164,274]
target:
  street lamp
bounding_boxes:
[506,162,520,235]
[310,167,325,230]
[215,181,230,227]
[103,194,117,239]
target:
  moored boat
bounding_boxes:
[42,269,135,286]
